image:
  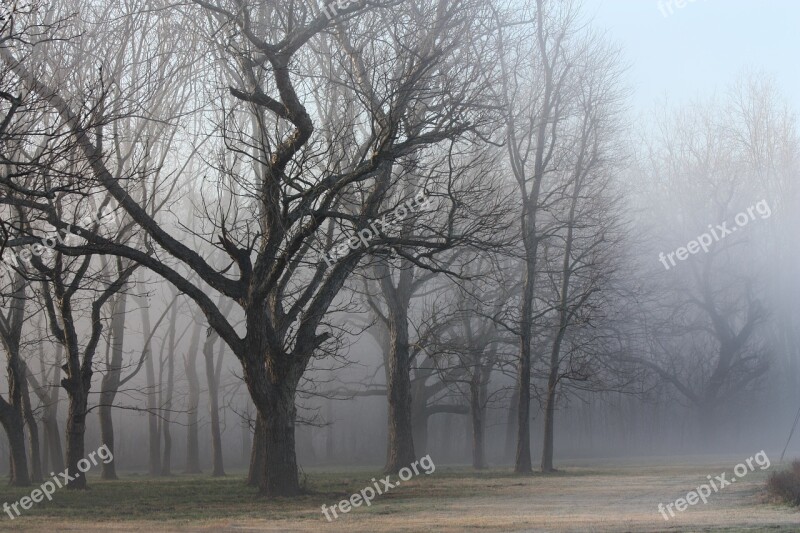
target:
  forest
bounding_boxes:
[1,0,799,531]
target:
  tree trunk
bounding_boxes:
[241,343,300,497]
[45,390,64,475]
[385,308,415,473]
[247,412,266,487]
[324,400,334,462]
[204,330,225,477]
[97,400,116,479]
[470,377,485,470]
[0,276,30,485]
[411,373,429,455]
[20,373,42,482]
[160,353,174,475]
[504,382,519,464]
[99,292,127,480]
[411,407,428,457]
[541,321,568,473]
[138,297,161,476]
[160,299,178,476]
[64,385,88,489]
[0,403,30,486]
[260,380,299,496]
[41,386,64,476]
[541,300,569,474]
[541,174,579,473]
[184,322,203,474]
[241,407,251,466]
[515,263,534,474]
[38,344,65,475]
[541,370,558,472]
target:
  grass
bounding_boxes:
[0,461,796,531]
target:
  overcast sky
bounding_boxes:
[590,0,800,115]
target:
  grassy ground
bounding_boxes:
[0,459,797,532]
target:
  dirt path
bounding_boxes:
[7,460,800,532]
[245,461,799,532]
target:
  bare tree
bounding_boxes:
[537,34,626,472]
[495,0,586,474]
[431,260,510,469]
[0,271,33,485]
[619,78,786,443]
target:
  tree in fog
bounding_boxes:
[536,33,626,472]
[0,7,46,486]
[2,0,500,495]
[355,150,506,472]
[28,340,65,476]
[623,77,793,440]
[495,0,623,473]
[430,257,512,469]
[0,270,34,485]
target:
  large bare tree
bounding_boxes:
[1,0,498,495]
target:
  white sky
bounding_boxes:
[589,0,800,115]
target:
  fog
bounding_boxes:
[0,0,798,530]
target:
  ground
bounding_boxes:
[0,457,797,532]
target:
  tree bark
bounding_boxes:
[204,330,225,477]
[247,412,266,487]
[410,363,437,455]
[0,278,31,486]
[241,407,251,467]
[470,375,486,470]
[99,292,127,480]
[324,400,334,463]
[184,320,203,474]
[385,307,416,473]
[376,261,417,474]
[260,380,299,495]
[137,296,161,476]
[540,369,558,472]
[0,400,29,486]
[241,335,301,496]
[515,262,534,474]
[36,344,64,475]
[64,384,89,489]
[20,372,42,482]
[504,382,519,464]
[160,299,177,476]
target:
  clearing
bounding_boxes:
[0,457,797,532]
